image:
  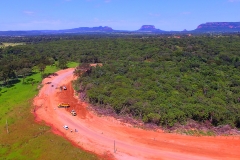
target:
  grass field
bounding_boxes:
[0,43,26,48]
[67,62,79,68]
[0,62,101,160]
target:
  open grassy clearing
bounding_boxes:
[66,62,78,68]
[0,42,25,48]
[0,62,100,160]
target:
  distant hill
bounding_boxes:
[0,26,114,36]
[1,22,240,36]
[137,25,164,32]
[137,23,240,33]
[195,22,240,32]
[62,26,113,33]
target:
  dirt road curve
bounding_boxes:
[33,68,240,160]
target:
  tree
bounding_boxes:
[17,68,32,83]
[38,63,46,78]
[146,113,161,124]
[1,66,15,85]
[58,58,67,69]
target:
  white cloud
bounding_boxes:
[23,11,35,16]
[228,0,240,2]
[181,12,191,15]
[94,4,101,8]
[149,13,161,17]
[18,20,62,28]
[31,20,61,25]
[94,18,100,22]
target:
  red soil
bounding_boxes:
[33,68,240,160]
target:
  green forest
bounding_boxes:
[1,34,240,128]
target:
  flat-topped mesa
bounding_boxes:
[138,25,163,32]
[69,26,114,32]
[140,25,156,29]
[196,22,240,31]
[92,26,113,31]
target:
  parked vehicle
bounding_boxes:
[60,86,67,91]
[63,125,69,130]
[71,110,77,116]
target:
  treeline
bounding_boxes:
[1,35,240,128]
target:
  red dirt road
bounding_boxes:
[33,68,240,160]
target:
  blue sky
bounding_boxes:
[0,0,240,31]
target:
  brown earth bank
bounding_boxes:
[33,68,240,160]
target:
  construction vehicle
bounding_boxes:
[71,110,77,116]
[58,103,70,108]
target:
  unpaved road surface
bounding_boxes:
[33,68,240,160]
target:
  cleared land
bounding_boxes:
[0,42,25,48]
[34,68,240,160]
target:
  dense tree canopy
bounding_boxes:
[1,34,240,128]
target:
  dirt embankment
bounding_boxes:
[33,68,240,160]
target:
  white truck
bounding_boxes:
[71,110,77,116]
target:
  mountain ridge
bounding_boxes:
[195,22,240,32]
[1,22,240,36]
